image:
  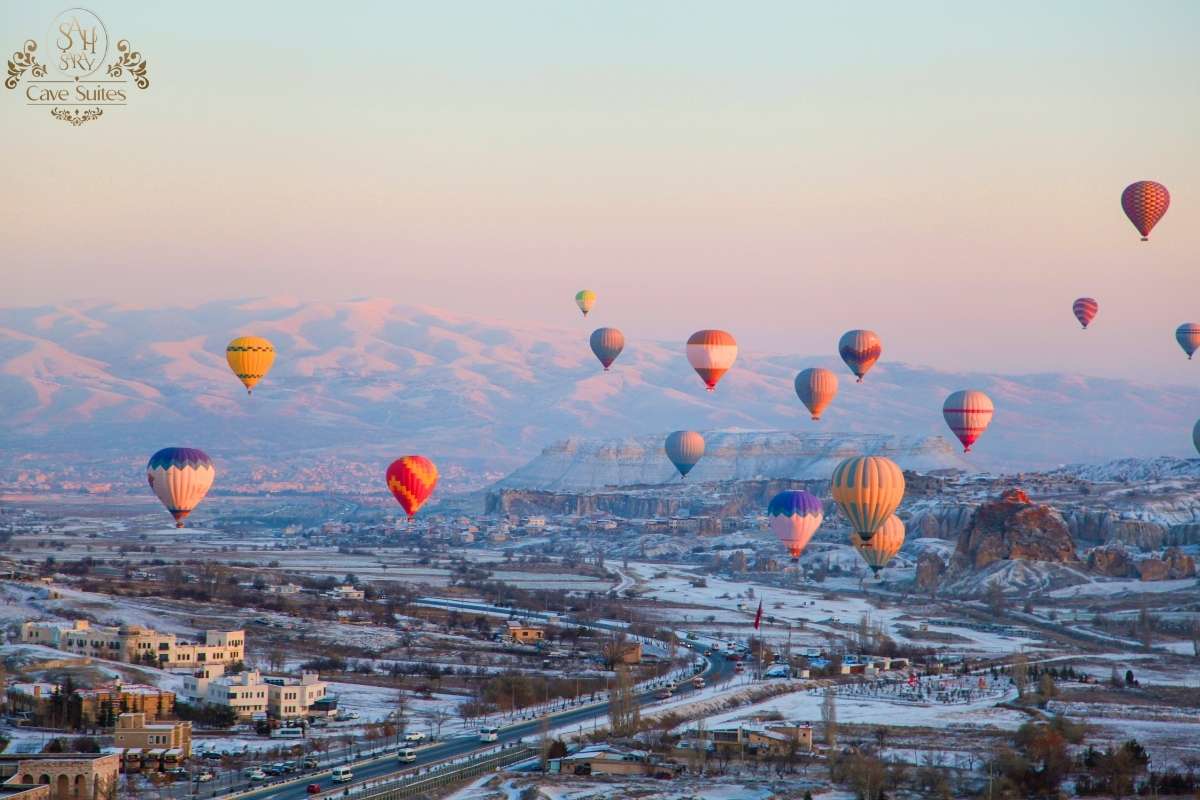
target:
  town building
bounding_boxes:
[690,722,813,757]
[602,641,643,666]
[264,672,327,719]
[267,583,301,596]
[182,665,268,719]
[112,713,192,759]
[324,585,364,601]
[0,753,119,800]
[18,621,243,668]
[5,683,175,728]
[556,745,680,777]
[505,621,544,645]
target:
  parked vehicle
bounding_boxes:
[478,726,499,743]
[691,676,706,689]
[201,751,223,761]
[302,757,319,769]
[331,767,352,783]
[248,770,267,782]
[398,748,416,763]
[193,772,214,783]
[404,731,426,742]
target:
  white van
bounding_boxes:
[478,726,499,743]
[398,749,416,763]
[330,767,352,783]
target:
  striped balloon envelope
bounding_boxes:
[225,336,276,394]
[664,430,705,479]
[850,514,905,577]
[1072,298,1098,330]
[386,456,439,519]
[589,327,624,371]
[942,390,995,453]
[768,490,824,561]
[575,290,596,317]
[830,456,905,540]
[794,367,839,420]
[1176,323,1200,360]
[146,447,215,528]
[686,330,737,391]
[838,330,881,382]
[1121,180,1170,241]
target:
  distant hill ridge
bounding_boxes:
[497,430,968,490]
[1,297,1197,474]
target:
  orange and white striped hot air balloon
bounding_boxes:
[794,368,839,420]
[686,330,737,391]
[831,456,905,542]
[386,456,439,519]
[849,514,905,577]
[942,390,994,453]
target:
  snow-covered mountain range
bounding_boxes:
[1,298,1197,478]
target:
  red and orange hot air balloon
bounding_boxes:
[838,330,881,383]
[386,456,439,519]
[1121,180,1170,241]
[686,330,737,391]
[1072,298,1098,330]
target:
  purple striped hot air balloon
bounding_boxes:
[147,447,215,528]
[589,327,624,371]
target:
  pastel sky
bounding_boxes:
[3,1,1198,381]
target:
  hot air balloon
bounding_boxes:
[838,330,881,382]
[1072,298,1098,330]
[1193,419,1200,456]
[831,456,905,542]
[146,447,215,528]
[849,514,905,577]
[665,431,705,479]
[794,368,839,420]
[1177,323,1200,360]
[1121,180,1170,241]
[942,390,995,453]
[589,328,624,371]
[386,456,439,519]
[225,336,276,394]
[768,490,824,562]
[686,330,737,391]
[575,290,596,317]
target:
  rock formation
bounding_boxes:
[952,488,1079,571]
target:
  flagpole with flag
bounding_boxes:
[753,600,764,680]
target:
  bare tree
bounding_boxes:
[820,686,838,748]
[607,666,640,736]
[1011,654,1029,699]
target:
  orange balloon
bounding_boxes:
[386,456,439,519]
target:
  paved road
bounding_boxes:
[222,651,735,800]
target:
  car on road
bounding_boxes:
[331,767,352,783]
[263,764,284,776]
[654,689,672,700]
[247,770,267,782]
[305,784,321,794]
[398,748,416,763]
[302,757,319,769]
[478,726,499,742]
[404,731,426,742]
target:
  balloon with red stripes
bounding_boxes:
[1121,180,1170,241]
[1072,297,1098,330]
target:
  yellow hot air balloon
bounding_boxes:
[575,290,596,317]
[831,456,905,541]
[850,514,905,577]
[226,336,276,394]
